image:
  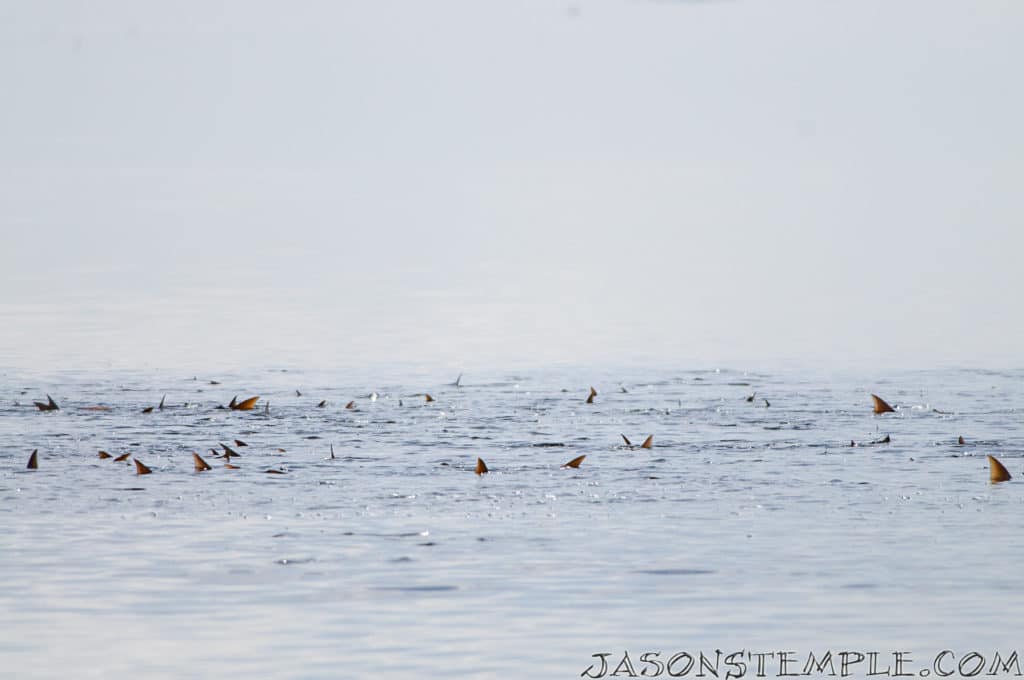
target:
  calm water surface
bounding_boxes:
[2,366,1023,679]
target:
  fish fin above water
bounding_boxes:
[871,394,895,414]
[232,396,260,411]
[34,395,59,411]
[988,455,1012,483]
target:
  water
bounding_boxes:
[2,366,1023,679]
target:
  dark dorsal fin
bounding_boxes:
[475,458,488,475]
[26,450,38,469]
[98,450,112,459]
[34,395,59,411]
[425,394,434,403]
[640,435,653,449]
[345,400,355,409]
[586,386,597,404]
[621,434,632,447]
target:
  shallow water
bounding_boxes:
[2,366,1023,679]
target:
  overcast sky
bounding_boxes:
[1,1,1021,372]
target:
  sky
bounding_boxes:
[1,1,1022,372]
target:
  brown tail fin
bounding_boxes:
[871,394,895,414]
[134,459,152,475]
[113,452,131,462]
[193,453,212,472]
[475,458,488,475]
[586,386,597,404]
[425,394,434,403]
[98,450,112,459]
[142,406,154,414]
[640,435,653,449]
[221,443,241,459]
[988,455,1012,483]
[232,396,260,411]
[562,455,586,469]
[957,436,965,446]
[345,400,355,409]
[26,450,38,469]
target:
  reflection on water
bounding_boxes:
[2,367,1024,678]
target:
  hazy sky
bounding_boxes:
[2,1,1022,372]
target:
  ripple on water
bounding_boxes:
[2,367,1024,676]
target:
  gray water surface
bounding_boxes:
[2,367,1022,679]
